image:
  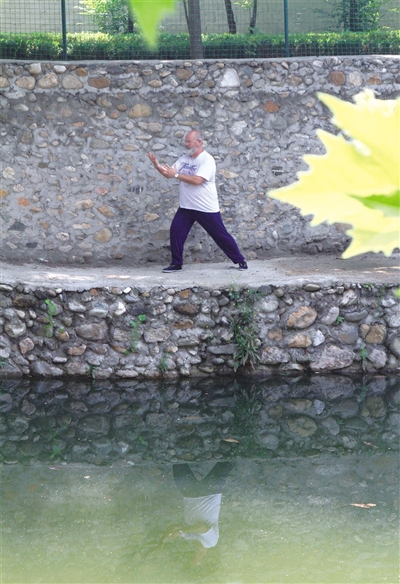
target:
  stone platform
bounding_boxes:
[0,254,399,379]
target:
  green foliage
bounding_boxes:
[333,316,344,325]
[321,0,392,32]
[48,429,63,460]
[132,433,148,445]
[232,387,266,456]
[270,90,399,259]
[44,299,57,338]
[358,344,369,360]
[158,352,168,375]
[45,299,57,318]
[128,0,176,48]
[0,357,8,369]
[229,288,263,372]
[126,314,147,353]
[0,33,63,59]
[358,343,369,370]
[50,442,62,460]
[77,0,136,34]
[1,30,399,60]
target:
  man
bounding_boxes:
[147,130,247,273]
[154,462,234,565]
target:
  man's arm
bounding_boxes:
[162,163,205,185]
[147,153,205,185]
[160,522,211,544]
[146,152,170,177]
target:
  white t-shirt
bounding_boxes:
[180,493,222,549]
[175,150,219,213]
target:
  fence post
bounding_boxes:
[61,0,67,60]
[284,0,290,58]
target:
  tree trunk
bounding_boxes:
[249,0,258,34]
[224,0,237,34]
[188,0,203,59]
[182,0,190,30]
[128,15,134,33]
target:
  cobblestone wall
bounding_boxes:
[0,279,399,379]
[0,56,399,266]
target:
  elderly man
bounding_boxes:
[147,130,247,273]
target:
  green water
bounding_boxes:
[2,454,398,583]
[1,375,399,583]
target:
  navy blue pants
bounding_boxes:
[173,462,234,497]
[170,207,245,267]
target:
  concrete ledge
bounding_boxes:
[0,255,399,379]
[1,254,399,291]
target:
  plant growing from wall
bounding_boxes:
[44,298,57,337]
[358,343,369,370]
[126,314,147,353]
[158,352,168,376]
[229,287,263,372]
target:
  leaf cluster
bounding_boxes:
[270,90,400,258]
[126,314,146,353]
[229,288,263,372]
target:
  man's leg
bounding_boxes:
[173,464,201,497]
[203,462,234,493]
[170,208,195,267]
[194,211,245,264]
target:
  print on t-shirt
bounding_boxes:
[178,161,199,175]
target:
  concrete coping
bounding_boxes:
[1,254,399,292]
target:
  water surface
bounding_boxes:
[1,375,399,583]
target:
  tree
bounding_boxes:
[249,0,258,34]
[77,0,136,34]
[234,0,258,34]
[187,0,203,58]
[324,0,391,31]
[224,0,237,34]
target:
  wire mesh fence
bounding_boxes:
[0,0,399,60]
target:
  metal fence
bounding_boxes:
[0,0,399,60]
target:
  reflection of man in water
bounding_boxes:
[160,462,234,564]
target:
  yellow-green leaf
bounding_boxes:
[269,90,400,258]
[128,0,176,47]
[319,91,400,191]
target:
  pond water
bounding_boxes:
[1,375,399,583]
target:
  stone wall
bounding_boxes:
[0,279,399,379]
[1,56,399,267]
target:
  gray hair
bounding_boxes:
[189,129,203,142]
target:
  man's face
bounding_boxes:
[185,133,201,157]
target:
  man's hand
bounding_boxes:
[147,154,204,184]
[146,153,174,178]
[162,164,177,179]
[146,152,157,165]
